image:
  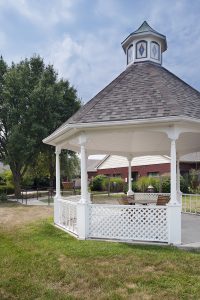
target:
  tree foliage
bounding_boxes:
[0,55,81,196]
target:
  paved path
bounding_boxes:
[180,213,200,249]
[11,197,54,206]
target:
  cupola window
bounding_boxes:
[150,41,160,61]
[127,44,133,64]
[136,40,147,59]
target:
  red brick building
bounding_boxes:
[88,154,200,180]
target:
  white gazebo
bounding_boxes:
[43,21,200,245]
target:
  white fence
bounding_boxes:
[55,193,182,244]
[57,196,78,235]
[88,204,168,242]
[182,194,200,214]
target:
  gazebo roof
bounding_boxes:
[58,62,200,127]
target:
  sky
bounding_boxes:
[0,0,200,104]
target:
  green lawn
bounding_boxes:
[1,208,200,299]
[182,194,200,214]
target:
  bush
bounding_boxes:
[161,177,170,193]
[136,176,160,192]
[0,192,7,202]
[0,171,14,195]
[180,176,189,193]
[156,176,188,193]
[21,174,34,188]
[103,177,125,193]
[123,181,139,194]
[90,175,125,192]
[0,185,15,195]
[90,175,107,191]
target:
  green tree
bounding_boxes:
[60,150,80,181]
[0,56,80,196]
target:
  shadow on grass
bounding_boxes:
[0,200,21,207]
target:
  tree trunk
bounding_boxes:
[10,166,22,198]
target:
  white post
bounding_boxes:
[55,146,61,198]
[167,204,181,245]
[167,138,181,245]
[54,146,61,224]
[127,156,133,196]
[77,135,89,240]
[80,143,88,203]
[176,157,181,203]
[170,139,177,204]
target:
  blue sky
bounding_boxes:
[0,0,200,103]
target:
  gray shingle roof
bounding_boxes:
[87,159,102,172]
[64,62,200,125]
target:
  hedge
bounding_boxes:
[0,185,15,195]
[90,175,125,192]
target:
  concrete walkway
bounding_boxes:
[11,197,53,206]
[179,213,200,250]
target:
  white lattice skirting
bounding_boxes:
[88,204,168,242]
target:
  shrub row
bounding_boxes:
[0,185,15,195]
[90,175,125,192]
[90,175,189,193]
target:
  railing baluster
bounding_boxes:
[56,196,78,235]
[181,193,200,215]
[195,194,197,214]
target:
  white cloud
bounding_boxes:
[45,28,125,101]
[0,0,76,28]
[1,0,200,103]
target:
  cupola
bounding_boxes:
[121,21,167,66]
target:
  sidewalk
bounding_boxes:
[10,196,54,206]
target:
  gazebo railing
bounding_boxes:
[57,196,78,235]
[55,193,181,244]
[88,203,168,242]
[182,194,200,214]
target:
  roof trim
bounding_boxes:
[95,155,110,169]
[43,115,200,145]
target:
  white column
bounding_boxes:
[167,205,181,245]
[77,137,89,239]
[170,139,177,204]
[55,146,61,198]
[54,146,61,225]
[127,157,133,196]
[80,143,88,203]
[176,157,181,203]
[167,131,181,245]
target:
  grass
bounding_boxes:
[182,195,200,214]
[0,204,200,299]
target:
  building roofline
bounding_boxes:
[43,115,200,146]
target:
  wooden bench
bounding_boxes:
[119,195,135,205]
[156,195,170,206]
